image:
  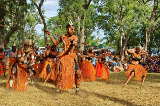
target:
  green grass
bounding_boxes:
[0,72,160,106]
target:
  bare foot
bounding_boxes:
[75,88,79,93]
[56,89,62,93]
[124,83,128,86]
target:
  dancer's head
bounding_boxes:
[66,24,75,36]
[135,47,140,54]
[23,39,33,52]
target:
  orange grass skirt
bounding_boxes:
[95,62,110,80]
[7,64,29,91]
[125,64,147,81]
[80,60,96,82]
[56,53,76,90]
[39,58,56,81]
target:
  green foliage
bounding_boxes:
[1,0,160,50]
[94,0,160,51]
[47,0,96,41]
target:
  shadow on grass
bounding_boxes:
[146,73,160,83]
[33,82,57,94]
[106,72,160,85]
[96,72,143,86]
[80,89,141,106]
[149,86,160,89]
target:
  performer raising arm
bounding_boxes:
[45,24,81,93]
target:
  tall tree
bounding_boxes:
[94,0,160,60]
[0,0,28,47]
[95,0,144,60]
[31,0,47,44]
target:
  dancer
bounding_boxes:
[79,49,96,81]
[95,50,110,80]
[6,40,35,91]
[124,47,148,85]
[45,23,80,92]
[39,45,57,83]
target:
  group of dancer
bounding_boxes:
[0,24,148,92]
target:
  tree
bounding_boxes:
[0,0,28,47]
[94,0,160,60]
[31,0,47,44]
[95,0,144,60]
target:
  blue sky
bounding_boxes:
[43,0,59,18]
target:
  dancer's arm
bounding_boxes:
[58,36,78,57]
[45,30,59,45]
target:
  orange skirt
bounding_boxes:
[56,53,76,90]
[46,60,57,81]
[125,64,147,81]
[39,58,56,81]
[80,60,96,82]
[7,64,29,91]
[15,64,29,91]
[95,62,110,80]
[6,58,17,89]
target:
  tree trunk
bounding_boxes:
[32,0,47,44]
[79,18,85,51]
[120,33,123,54]
[120,32,128,61]
[78,0,92,51]
[144,29,150,51]
[120,29,126,61]
[77,16,81,37]
[121,35,128,61]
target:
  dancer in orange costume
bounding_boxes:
[39,45,57,82]
[6,40,35,91]
[45,24,80,92]
[39,47,53,80]
[95,50,110,80]
[79,49,96,82]
[44,45,58,82]
[124,47,147,85]
[6,48,29,91]
[95,58,109,80]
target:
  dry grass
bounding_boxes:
[0,72,160,106]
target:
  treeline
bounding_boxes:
[0,0,160,59]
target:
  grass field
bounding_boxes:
[0,72,160,106]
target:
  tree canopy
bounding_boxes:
[0,0,159,55]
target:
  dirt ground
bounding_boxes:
[0,72,160,106]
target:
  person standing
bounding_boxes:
[45,24,81,92]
